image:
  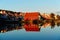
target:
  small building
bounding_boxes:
[24,12,40,31]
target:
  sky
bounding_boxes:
[0,0,60,13]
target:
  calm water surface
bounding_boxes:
[0,25,60,40]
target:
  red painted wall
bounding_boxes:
[24,12,39,20]
[24,12,40,31]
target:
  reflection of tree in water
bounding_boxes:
[50,20,55,29]
[1,20,60,33]
[57,22,60,27]
[0,24,23,33]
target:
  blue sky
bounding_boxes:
[0,0,60,13]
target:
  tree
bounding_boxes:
[50,13,55,20]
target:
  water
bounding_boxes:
[0,24,60,40]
